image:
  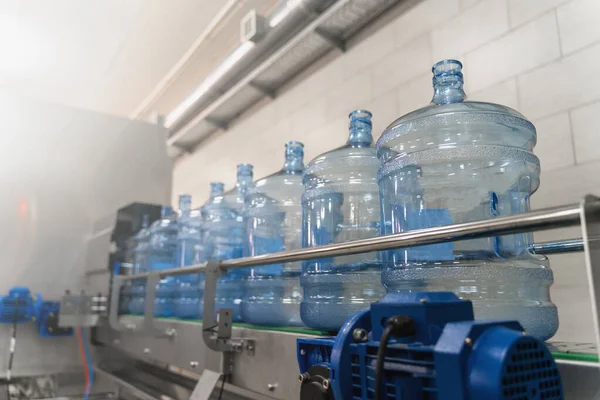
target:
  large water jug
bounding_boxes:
[129,215,151,314]
[301,110,385,331]
[204,166,252,322]
[119,271,132,315]
[242,142,305,326]
[376,59,557,340]
[147,205,177,317]
[174,195,205,319]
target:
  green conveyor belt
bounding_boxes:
[126,314,333,336]
[124,314,600,362]
[551,351,599,363]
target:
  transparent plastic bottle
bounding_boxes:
[376,59,557,340]
[129,215,151,314]
[301,110,385,331]
[242,142,305,326]
[147,205,177,317]
[204,167,252,322]
[174,195,205,319]
[119,271,132,315]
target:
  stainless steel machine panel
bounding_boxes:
[0,89,172,378]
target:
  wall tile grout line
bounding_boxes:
[508,0,575,31]
[567,110,578,165]
[554,8,564,57]
[463,7,558,57]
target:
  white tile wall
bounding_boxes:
[371,34,432,98]
[571,101,600,164]
[467,12,561,92]
[459,0,482,11]
[469,77,519,110]
[518,42,600,120]
[533,159,600,209]
[366,88,399,140]
[532,112,575,172]
[325,69,372,117]
[557,0,600,55]
[173,0,600,342]
[508,0,570,28]
[343,23,396,79]
[431,0,509,61]
[392,0,460,48]
[397,72,431,116]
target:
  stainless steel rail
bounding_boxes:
[118,202,584,281]
[530,238,584,254]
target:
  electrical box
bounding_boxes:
[241,9,267,43]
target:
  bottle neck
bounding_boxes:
[160,206,173,217]
[283,141,304,173]
[210,183,224,198]
[431,59,466,105]
[236,175,253,191]
[431,81,466,104]
[236,164,253,193]
[348,110,373,148]
[178,195,191,212]
[283,157,304,173]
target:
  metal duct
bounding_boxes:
[166,0,403,156]
[166,0,336,133]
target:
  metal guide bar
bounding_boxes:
[106,196,600,395]
[530,238,584,254]
[117,202,587,282]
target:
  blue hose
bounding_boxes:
[81,329,93,400]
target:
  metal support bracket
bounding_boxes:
[581,195,600,363]
[108,273,177,339]
[172,142,194,154]
[315,27,346,52]
[108,277,127,332]
[205,117,229,131]
[202,260,255,374]
[60,293,100,327]
[248,81,277,99]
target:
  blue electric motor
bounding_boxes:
[0,287,41,324]
[297,292,563,400]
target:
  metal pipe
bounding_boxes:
[167,0,350,147]
[530,239,584,255]
[117,202,586,281]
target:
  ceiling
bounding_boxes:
[0,0,274,118]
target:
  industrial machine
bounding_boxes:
[1,2,599,400]
[88,196,600,400]
[0,81,171,398]
[298,292,563,400]
[0,288,40,325]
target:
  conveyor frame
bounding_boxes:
[99,195,600,399]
